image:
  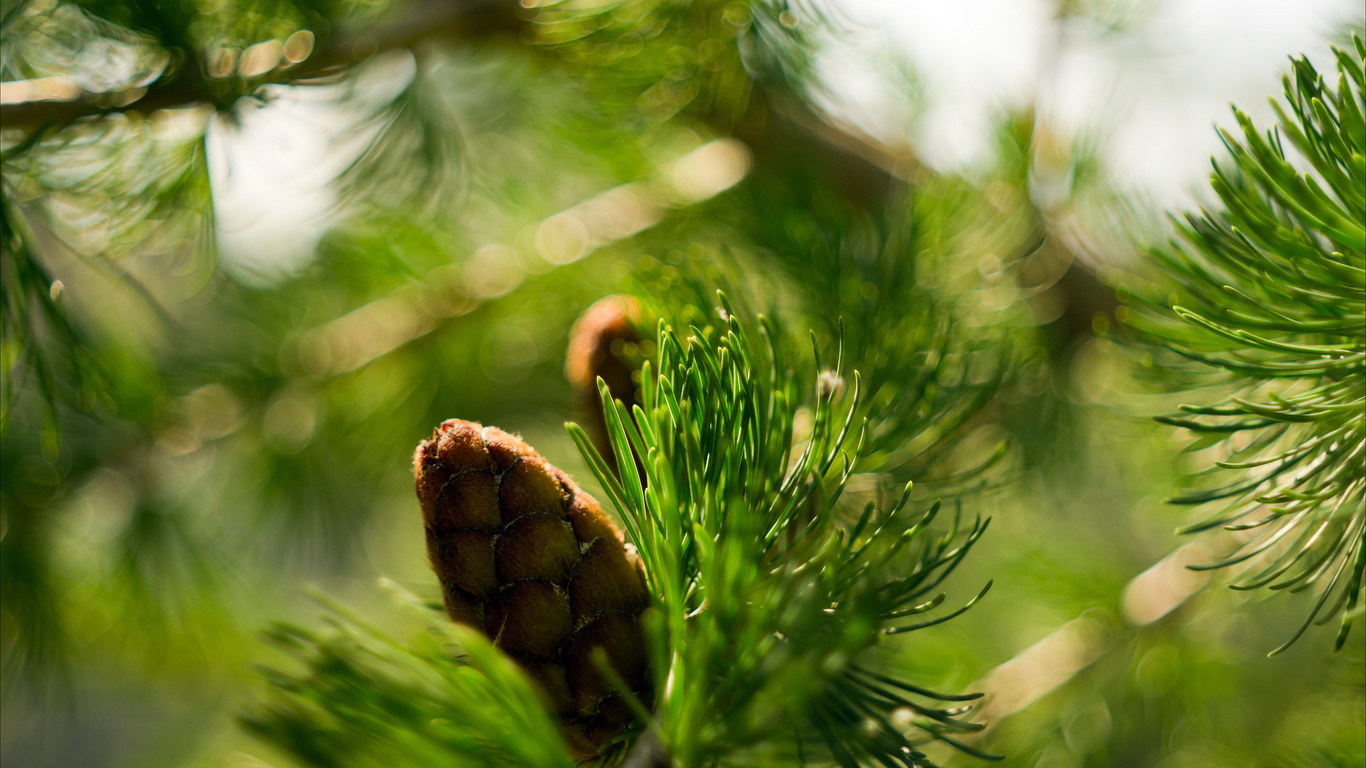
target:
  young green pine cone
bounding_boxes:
[413,419,650,750]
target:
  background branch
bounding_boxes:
[0,0,520,132]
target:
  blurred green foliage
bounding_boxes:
[244,585,576,768]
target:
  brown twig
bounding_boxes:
[0,0,520,132]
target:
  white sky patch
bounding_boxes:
[814,0,1051,169]
[819,0,1360,207]
[208,52,416,286]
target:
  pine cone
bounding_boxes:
[413,419,651,751]
[566,296,644,478]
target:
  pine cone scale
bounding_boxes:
[431,471,501,533]
[495,514,580,583]
[487,579,574,659]
[427,529,498,598]
[569,537,650,626]
[564,611,647,716]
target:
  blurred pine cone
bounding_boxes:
[566,296,644,476]
[413,419,651,751]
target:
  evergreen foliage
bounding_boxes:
[1125,37,1366,653]
[727,180,1033,482]
[245,586,577,768]
[568,288,994,766]
[3,0,1364,766]
[251,289,997,767]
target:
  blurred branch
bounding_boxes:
[4,0,1116,373]
[967,529,1249,741]
[281,0,1112,380]
[743,88,914,207]
[297,140,747,378]
[0,0,520,132]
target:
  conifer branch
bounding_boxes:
[0,0,517,132]
[1126,36,1366,652]
[561,286,997,766]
